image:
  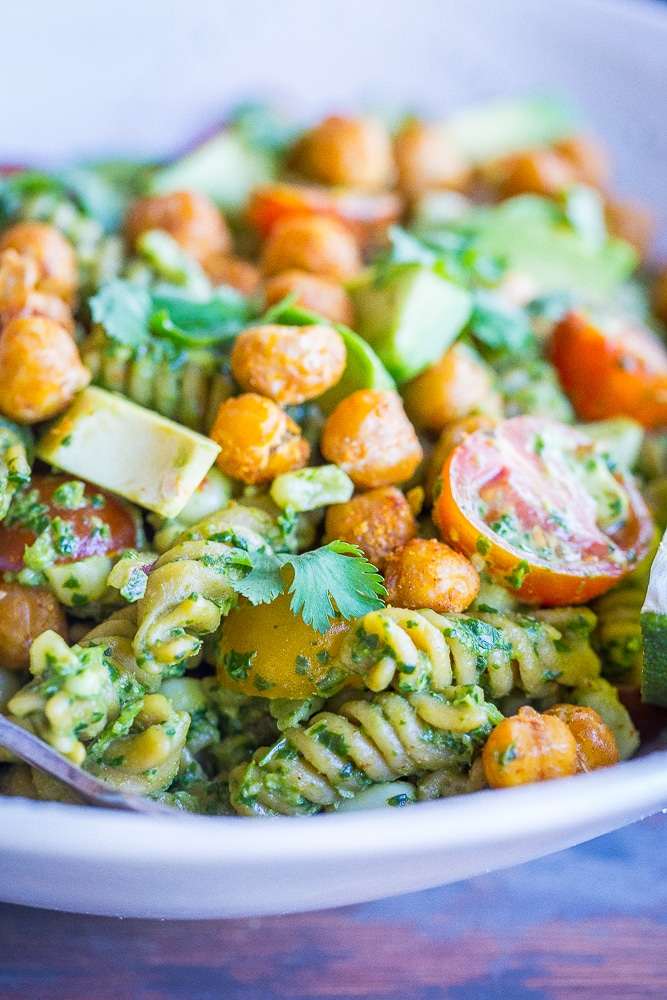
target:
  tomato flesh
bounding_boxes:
[0,475,140,573]
[434,416,653,605]
[551,309,667,429]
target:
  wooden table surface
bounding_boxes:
[1,809,666,1000]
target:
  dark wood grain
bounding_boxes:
[1,811,666,1000]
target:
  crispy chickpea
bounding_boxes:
[202,253,261,296]
[0,316,90,423]
[209,392,310,485]
[292,115,394,190]
[604,197,655,261]
[402,342,498,435]
[320,389,423,489]
[553,134,610,188]
[264,269,354,326]
[124,190,231,262]
[0,582,69,671]
[383,537,479,613]
[0,248,38,308]
[0,289,74,335]
[544,704,620,773]
[426,414,498,506]
[323,486,417,571]
[394,120,470,198]
[260,215,362,281]
[231,323,346,405]
[495,149,576,199]
[652,266,667,327]
[482,705,577,789]
[0,223,77,305]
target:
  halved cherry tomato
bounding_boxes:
[434,416,653,605]
[248,182,403,250]
[0,475,140,573]
[551,309,667,429]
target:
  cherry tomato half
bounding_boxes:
[0,475,140,573]
[551,309,667,429]
[434,416,653,605]
[248,182,402,250]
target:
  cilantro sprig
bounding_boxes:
[235,541,387,633]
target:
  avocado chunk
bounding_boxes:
[149,129,276,214]
[443,95,578,164]
[350,264,473,383]
[454,196,637,296]
[641,528,667,707]
[318,325,396,414]
[36,387,221,519]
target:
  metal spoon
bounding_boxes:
[0,713,174,814]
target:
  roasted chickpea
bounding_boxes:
[383,537,480,613]
[0,289,74,335]
[231,323,346,405]
[495,149,576,199]
[482,705,577,789]
[0,248,38,308]
[260,215,362,281]
[320,389,423,489]
[0,316,91,423]
[323,486,417,571]
[604,197,655,261]
[124,190,231,262]
[292,115,394,190]
[264,269,354,326]
[202,254,261,295]
[553,134,610,188]
[426,415,499,506]
[402,342,498,434]
[544,704,620,773]
[653,266,667,327]
[0,223,77,304]
[0,582,69,671]
[394,120,469,198]
[209,392,310,484]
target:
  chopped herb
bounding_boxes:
[222,649,256,682]
[505,560,531,590]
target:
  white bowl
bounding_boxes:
[1,0,667,919]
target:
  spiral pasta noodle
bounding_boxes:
[592,583,644,681]
[0,420,31,520]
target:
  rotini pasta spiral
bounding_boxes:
[592,583,644,682]
[0,420,31,520]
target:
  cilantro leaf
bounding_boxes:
[150,287,252,347]
[234,541,386,633]
[89,280,152,347]
[469,288,534,355]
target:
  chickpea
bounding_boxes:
[260,215,362,281]
[202,254,261,296]
[124,190,231,262]
[394,120,470,198]
[231,323,346,406]
[604,197,655,261]
[544,704,620,773]
[0,223,77,305]
[0,316,91,424]
[0,289,74,336]
[402,342,498,435]
[426,415,498,506]
[0,248,38,308]
[292,115,394,190]
[320,389,423,489]
[652,266,667,327]
[209,392,310,484]
[383,537,480,613]
[0,582,69,671]
[495,149,576,199]
[552,134,610,188]
[482,705,577,789]
[264,269,354,326]
[323,486,417,571]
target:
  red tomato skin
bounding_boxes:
[551,310,667,429]
[434,417,654,606]
[0,475,140,573]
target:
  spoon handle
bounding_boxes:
[0,713,173,814]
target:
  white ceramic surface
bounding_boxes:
[1,0,667,919]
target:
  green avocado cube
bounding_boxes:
[318,325,396,414]
[350,264,473,383]
[36,387,221,519]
